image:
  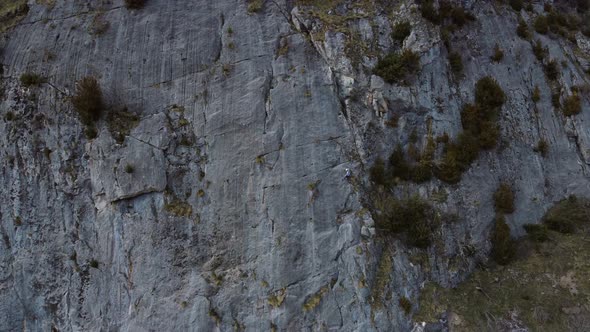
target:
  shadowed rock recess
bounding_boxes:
[1,0,589,331]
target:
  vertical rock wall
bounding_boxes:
[0,0,589,331]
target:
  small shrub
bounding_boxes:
[399,296,412,315]
[475,76,506,110]
[494,183,515,214]
[20,73,45,87]
[436,77,505,183]
[440,27,451,49]
[509,0,523,12]
[222,63,232,76]
[419,0,475,26]
[435,146,463,184]
[532,85,541,103]
[544,4,552,12]
[373,50,421,84]
[490,215,516,265]
[84,126,98,139]
[420,0,439,24]
[543,196,589,233]
[307,181,318,191]
[124,164,134,173]
[460,103,480,132]
[303,286,328,311]
[208,308,221,325]
[370,157,388,186]
[532,40,547,61]
[90,14,110,35]
[389,145,410,181]
[552,92,561,108]
[534,138,549,157]
[373,194,437,248]
[517,18,530,39]
[89,259,99,268]
[448,51,463,76]
[491,44,504,62]
[523,224,549,242]
[247,0,263,13]
[562,94,581,116]
[385,113,400,127]
[71,76,104,126]
[449,6,475,27]
[544,59,560,81]
[436,133,449,143]
[165,198,193,217]
[533,15,549,34]
[392,21,412,42]
[407,143,420,161]
[124,0,146,9]
[477,121,500,150]
[106,107,140,143]
[411,161,433,183]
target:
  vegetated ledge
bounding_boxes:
[0,0,28,33]
[414,196,590,331]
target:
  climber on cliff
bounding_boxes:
[344,168,351,180]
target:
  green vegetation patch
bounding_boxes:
[416,198,590,331]
[490,44,504,62]
[71,76,104,126]
[435,77,506,183]
[373,50,421,85]
[164,198,193,217]
[419,0,475,27]
[0,0,28,33]
[392,21,412,42]
[303,285,329,311]
[369,77,506,185]
[268,288,286,308]
[371,249,393,308]
[399,296,412,315]
[106,107,140,143]
[543,196,589,234]
[562,94,581,116]
[534,138,549,157]
[494,182,515,214]
[490,215,516,265]
[20,73,45,87]
[448,51,463,76]
[372,194,441,249]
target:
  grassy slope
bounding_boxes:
[416,230,590,331]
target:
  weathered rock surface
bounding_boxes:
[0,0,589,331]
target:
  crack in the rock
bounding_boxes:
[126,135,165,151]
[294,135,344,148]
[263,70,273,135]
[110,188,163,203]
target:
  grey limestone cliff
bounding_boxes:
[0,0,589,331]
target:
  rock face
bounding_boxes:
[0,0,589,331]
